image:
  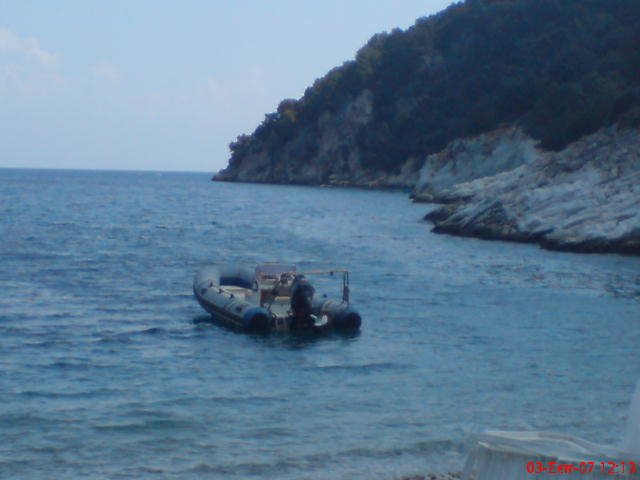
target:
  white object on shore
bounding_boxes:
[462,430,639,480]
[622,381,640,456]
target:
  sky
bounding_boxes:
[0,1,456,173]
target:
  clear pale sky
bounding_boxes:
[0,1,455,173]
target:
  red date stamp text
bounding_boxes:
[526,460,638,475]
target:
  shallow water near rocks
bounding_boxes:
[1,169,639,480]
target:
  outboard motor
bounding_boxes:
[289,275,315,329]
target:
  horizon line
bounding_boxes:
[0,165,217,175]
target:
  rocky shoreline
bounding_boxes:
[216,125,640,256]
[418,126,640,255]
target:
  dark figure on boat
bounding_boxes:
[289,275,315,329]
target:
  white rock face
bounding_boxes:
[424,126,640,253]
[412,128,540,202]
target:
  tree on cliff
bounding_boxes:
[224,0,640,175]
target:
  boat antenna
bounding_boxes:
[342,271,350,304]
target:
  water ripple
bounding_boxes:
[1,169,639,480]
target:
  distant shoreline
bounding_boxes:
[215,126,640,257]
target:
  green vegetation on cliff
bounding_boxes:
[226,0,640,174]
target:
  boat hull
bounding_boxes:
[193,266,271,331]
[193,265,361,333]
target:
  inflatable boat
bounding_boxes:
[193,263,362,332]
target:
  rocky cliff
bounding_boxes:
[214,90,421,189]
[421,126,640,254]
[411,128,539,202]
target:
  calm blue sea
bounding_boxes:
[1,168,639,480]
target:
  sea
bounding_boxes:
[1,168,639,480]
